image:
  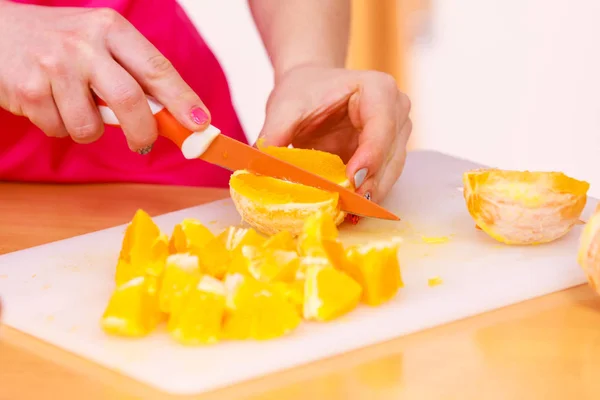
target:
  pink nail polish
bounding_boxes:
[191,107,209,126]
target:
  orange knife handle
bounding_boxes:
[93,94,200,151]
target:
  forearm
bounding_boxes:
[248,0,350,81]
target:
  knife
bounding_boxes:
[94,95,400,221]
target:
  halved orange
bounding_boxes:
[463,169,589,245]
[578,204,600,294]
[229,146,352,236]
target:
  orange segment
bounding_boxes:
[243,246,299,283]
[578,204,600,293]
[303,264,362,321]
[463,169,589,245]
[218,226,266,251]
[271,280,305,316]
[168,275,226,345]
[223,274,300,340]
[194,237,231,279]
[169,219,214,254]
[345,239,403,306]
[101,276,163,337]
[159,253,201,314]
[115,210,168,286]
[262,230,296,252]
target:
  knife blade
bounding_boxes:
[95,95,400,221]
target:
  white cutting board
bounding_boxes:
[0,150,596,395]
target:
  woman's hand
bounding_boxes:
[0,2,210,153]
[257,65,412,202]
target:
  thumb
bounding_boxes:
[254,99,299,149]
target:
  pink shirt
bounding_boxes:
[0,0,247,188]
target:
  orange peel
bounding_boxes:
[463,169,589,245]
[578,204,600,294]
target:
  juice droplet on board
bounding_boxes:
[428,276,443,287]
[421,235,450,244]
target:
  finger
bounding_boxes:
[90,58,157,152]
[17,71,69,138]
[372,118,412,201]
[46,59,104,144]
[346,74,411,192]
[103,15,210,132]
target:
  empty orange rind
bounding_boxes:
[578,204,600,294]
[463,169,589,245]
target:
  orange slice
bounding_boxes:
[159,253,201,314]
[297,211,339,256]
[303,264,362,321]
[244,246,299,283]
[195,236,231,279]
[463,169,589,245]
[271,280,305,316]
[168,218,214,254]
[168,275,226,345]
[578,204,600,294]
[115,210,169,286]
[262,230,297,252]
[229,146,351,236]
[222,274,300,340]
[218,226,266,251]
[345,239,403,306]
[101,276,163,337]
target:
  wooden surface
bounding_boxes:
[1,183,600,400]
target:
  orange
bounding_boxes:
[101,276,163,337]
[222,274,300,340]
[168,275,226,345]
[168,218,214,254]
[262,230,296,252]
[345,239,403,306]
[578,204,600,294]
[303,263,362,321]
[229,146,352,236]
[159,253,201,314]
[244,246,299,283]
[463,169,589,245]
[217,226,266,251]
[115,210,169,286]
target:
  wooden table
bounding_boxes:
[2,182,600,400]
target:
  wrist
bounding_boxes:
[274,58,344,84]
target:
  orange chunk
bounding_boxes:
[101,276,163,337]
[159,253,201,314]
[168,275,226,345]
[218,226,266,251]
[169,218,214,254]
[345,239,403,306]
[115,210,169,286]
[262,230,296,252]
[222,274,300,340]
[303,264,362,321]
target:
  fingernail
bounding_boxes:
[191,107,209,126]
[136,144,153,155]
[364,191,372,201]
[354,168,368,188]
